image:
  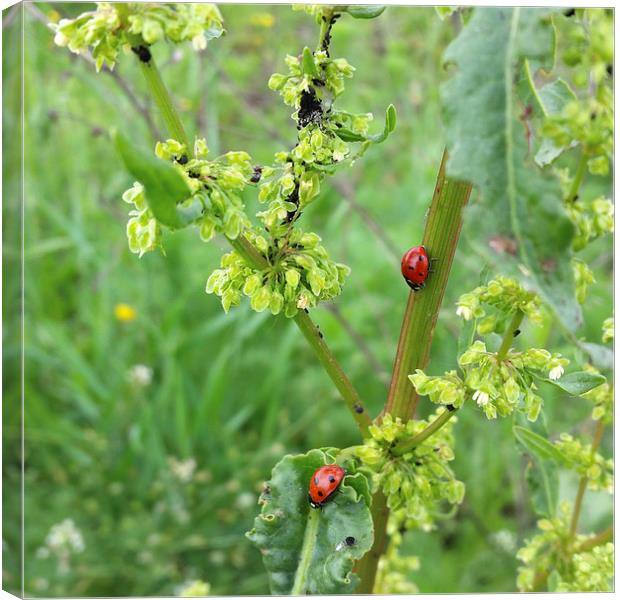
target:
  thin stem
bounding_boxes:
[293,311,372,436]
[356,150,472,593]
[392,405,457,456]
[228,235,372,435]
[497,310,524,360]
[569,420,605,539]
[317,7,336,51]
[291,508,321,595]
[575,525,613,552]
[135,50,190,150]
[567,151,588,202]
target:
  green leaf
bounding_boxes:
[246,449,373,595]
[544,370,606,396]
[113,130,202,230]
[536,78,576,116]
[344,6,386,19]
[335,128,367,142]
[512,425,565,463]
[367,104,397,143]
[441,8,582,332]
[302,46,318,77]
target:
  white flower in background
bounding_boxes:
[549,365,564,380]
[235,492,256,510]
[177,579,211,597]
[45,519,85,554]
[35,547,50,559]
[472,390,490,407]
[490,529,517,553]
[127,364,153,387]
[168,456,197,483]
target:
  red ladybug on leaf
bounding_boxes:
[401,245,430,290]
[308,464,345,508]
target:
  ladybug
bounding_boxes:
[308,464,345,508]
[401,245,430,291]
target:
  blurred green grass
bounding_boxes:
[2,3,612,596]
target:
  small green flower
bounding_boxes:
[601,317,613,343]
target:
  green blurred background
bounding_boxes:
[2,3,612,596]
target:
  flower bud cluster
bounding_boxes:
[156,139,253,241]
[581,365,612,424]
[373,516,419,594]
[456,276,543,332]
[517,500,612,592]
[52,3,224,71]
[571,258,595,304]
[122,182,162,256]
[355,412,464,532]
[206,228,350,315]
[410,341,569,421]
[553,433,613,493]
[565,195,614,251]
[542,10,613,174]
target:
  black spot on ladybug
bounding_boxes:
[175,154,189,165]
[563,8,576,17]
[408,266,414,271]
[354,404,364,414]
[418,256,423,261]
[345,536,355,546]
[513,329,521,338]
[328,476,336,483]
[318,490,324,497]
[131,45,152,63]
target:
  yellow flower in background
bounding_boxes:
[250,13,275,28]
[47,9,61,23]
[114,303,137,322]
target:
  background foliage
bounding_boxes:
[3,3,612,596]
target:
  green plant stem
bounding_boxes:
[356,149,472,593]
[497,310,524,360]
[228,235,372,436]
[567,151,588,202]
[575,525,613,552]
[291,508,321,595]
[392,405,457,456]
[134,49,190,150]
[384,149,472,420]
[569,419,605,539]
[317,7,335,50]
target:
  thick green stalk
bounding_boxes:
[384,149,472,419]
[356,149,472,593]
[498,310,524,360]
[392,405,457,456]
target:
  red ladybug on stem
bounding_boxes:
[401,245,430,290]
[308,464,345,508]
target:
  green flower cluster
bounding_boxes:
[517,501,612,592]
[373,518,419,594]
[206,228,350,316]
[411,341,568,421]
[52,3,224,71]
[120,138,255,256]
[122,182,162,256]
[601,317,613,343]
[156,138,253,241]
[571,258,595,304]
[582,367,612,424]
[565,195,614,251]
[554,433,613,493]
[543,9,613,175]
[456,276,543,332]
[355,412,464,531]
[555,543,614,592]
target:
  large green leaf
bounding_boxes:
[113,131,202,229]
[246,449,373,595]
[441,8,582,332]
[513,425,565,463]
